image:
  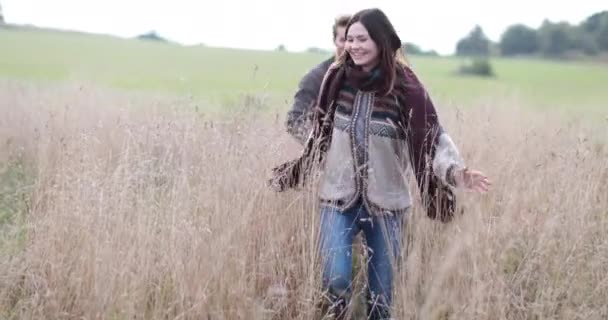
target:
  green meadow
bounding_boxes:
[1,26,607,114]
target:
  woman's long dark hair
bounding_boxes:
[339,8,406,96]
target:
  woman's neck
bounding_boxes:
[362,61,379,73]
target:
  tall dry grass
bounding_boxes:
[0,81,607,319]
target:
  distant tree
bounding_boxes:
[537,20,574,57]
[136,31,168,42]
[0,1,5,24]
[402,42,423,55]
[456,25,490,56]
[598,18,608,51]
[276,44,287,52]
[581,11,608,34]
[581,11,608,51]
[500,24,539,56]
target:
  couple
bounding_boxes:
[272,8,491,319]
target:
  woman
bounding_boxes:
[271,8,490,319]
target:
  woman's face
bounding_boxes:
[345,22,379,72]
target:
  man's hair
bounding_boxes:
[332,15,351,40]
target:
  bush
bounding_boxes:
[136,31,168,43]
[458,58,495,77]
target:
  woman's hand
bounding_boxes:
[454,168,491,193]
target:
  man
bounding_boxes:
[285,14,350,144]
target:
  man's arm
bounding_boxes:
[286,58,333,144]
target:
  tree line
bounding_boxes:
[455,10,608,58]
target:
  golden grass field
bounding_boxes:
[1,79,607,319]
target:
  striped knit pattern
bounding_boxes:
[335,84,403,126]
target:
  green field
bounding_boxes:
[1,26,608,114]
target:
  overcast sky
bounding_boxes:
[3,0,606,54]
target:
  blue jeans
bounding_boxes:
[319,198,406,319]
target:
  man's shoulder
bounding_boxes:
[319,56,335,69]
[299,56,335,88]
[310,56,335,75]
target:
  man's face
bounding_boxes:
[334,26,347,57]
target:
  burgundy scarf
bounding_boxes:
[271,62,457,222]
